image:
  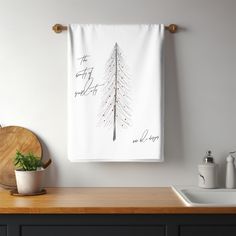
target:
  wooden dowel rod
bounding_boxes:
[52,24,178,33]
[164,24,178,33]
[52,24,68,33]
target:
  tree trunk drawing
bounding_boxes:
[99,42,131,141]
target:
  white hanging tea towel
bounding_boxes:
[68,24,165,161]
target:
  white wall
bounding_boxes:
[0,0,235,187]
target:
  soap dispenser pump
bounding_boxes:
[198,150,218,188]
[226,151,236,189]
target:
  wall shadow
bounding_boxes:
[38,136,59,187]
[164,32,184,165]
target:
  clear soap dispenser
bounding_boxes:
[198,150,218,188]
[226,151,236,189]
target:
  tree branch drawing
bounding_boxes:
[98,42,132,141]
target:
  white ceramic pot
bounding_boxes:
[15,168,44,194]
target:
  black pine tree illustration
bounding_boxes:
[99,42,131,141]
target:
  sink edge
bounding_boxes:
[171,185,236,207]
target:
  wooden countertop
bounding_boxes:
[0,187,236,214]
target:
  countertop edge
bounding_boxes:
[1,207,236,214]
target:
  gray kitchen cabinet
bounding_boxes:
[0,226,6,236]
[21,226,165,236]
[1,214,236,236]
[180,225,236,236]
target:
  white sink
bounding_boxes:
[172,186,236,206]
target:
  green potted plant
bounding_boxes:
[14,150,44,194]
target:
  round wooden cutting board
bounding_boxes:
[0,126,42,188]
